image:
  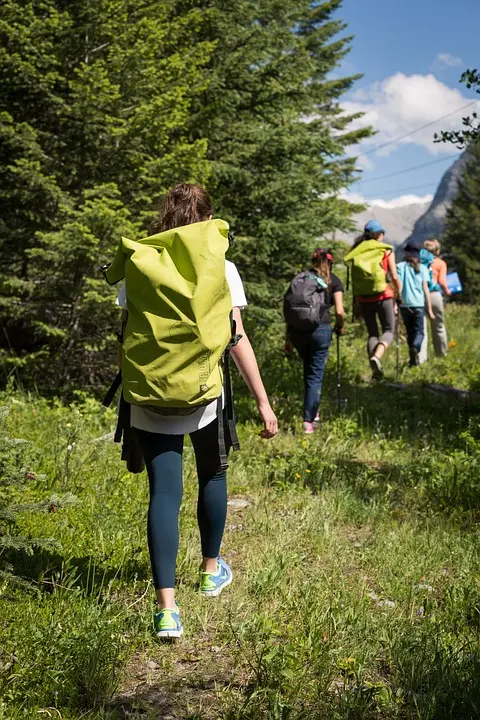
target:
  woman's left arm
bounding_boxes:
[438,259,451,296]
[230,307,278,438]
[117,310,128,368]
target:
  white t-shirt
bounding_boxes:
[116,260,247,435]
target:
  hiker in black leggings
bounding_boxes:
[117,184,278,639]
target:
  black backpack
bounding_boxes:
[283,270,328,331]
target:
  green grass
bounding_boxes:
[0,304,479,718]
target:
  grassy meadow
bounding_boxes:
[1,303,479,719]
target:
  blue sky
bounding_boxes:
[335,0,480,207]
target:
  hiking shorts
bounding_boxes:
[359,298,395,355]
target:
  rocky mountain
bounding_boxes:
[402,151,467,249]
[336,199,431,248]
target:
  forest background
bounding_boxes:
[0,0,374,397]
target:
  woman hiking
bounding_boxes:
[345,220,402,380]
[284,248,345,434]
[419,239,451,360]
[113,183,278,639]
[397,242,435,367]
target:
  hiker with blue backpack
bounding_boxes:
[283,248,345,434]
[104,183,278,639]
[397,243,435,367]
[344,221,402,380]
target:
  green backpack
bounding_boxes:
[102,218,239,470]
[344,240,392,297]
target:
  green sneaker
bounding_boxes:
[154,605,183,639]
[200,557,233,597]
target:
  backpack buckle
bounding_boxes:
[99,262,111,279]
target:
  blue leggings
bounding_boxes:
[137,419,227,589]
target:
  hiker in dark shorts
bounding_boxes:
[346,221,402,380]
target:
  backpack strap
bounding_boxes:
[217,318,241,470]
[216,396,228,470]
[102,313,126,408]
[116,395,145,473]
[102,370,122,408]
[224,341,240,450]
[103,380,145,474]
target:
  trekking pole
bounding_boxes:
[395,301,400,380]
[336,332,342,412]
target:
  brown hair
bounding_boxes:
[406,256,421,273]
[311,251,332,288]
[352,230,384,249]
[424,239,440,256]
[150,183,213,234]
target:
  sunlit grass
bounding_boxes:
[1,304,479,718]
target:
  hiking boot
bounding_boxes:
[369,355,383,380]
[408,349,420,367]
[200,557,233,597]
[303,421,315,434]
[154,605,183,640]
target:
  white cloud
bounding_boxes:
[343,73,479,156]
[341,190,433,209]
[370,194,433,209]
[436,53,463,68]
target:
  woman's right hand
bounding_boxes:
[258,401,278,439]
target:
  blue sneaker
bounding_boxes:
[199,557,233,597]
[154,604,183,639]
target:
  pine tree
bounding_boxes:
[0,0,212,392]
[435,69,480,147]
[1,0,370,391]
[442,141,480,302]
[183,0,371,329]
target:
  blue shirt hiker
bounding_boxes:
[397,244,434,367]
[397,261,430,307]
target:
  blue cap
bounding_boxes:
[364,220,385,234]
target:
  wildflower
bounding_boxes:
[305,469,311,473]
[295,473,301,479]
[448,340,457,348]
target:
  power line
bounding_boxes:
[362,100,478,157]
[359,155,457,186]
[380,181,437,195]
[363,181,438,198]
